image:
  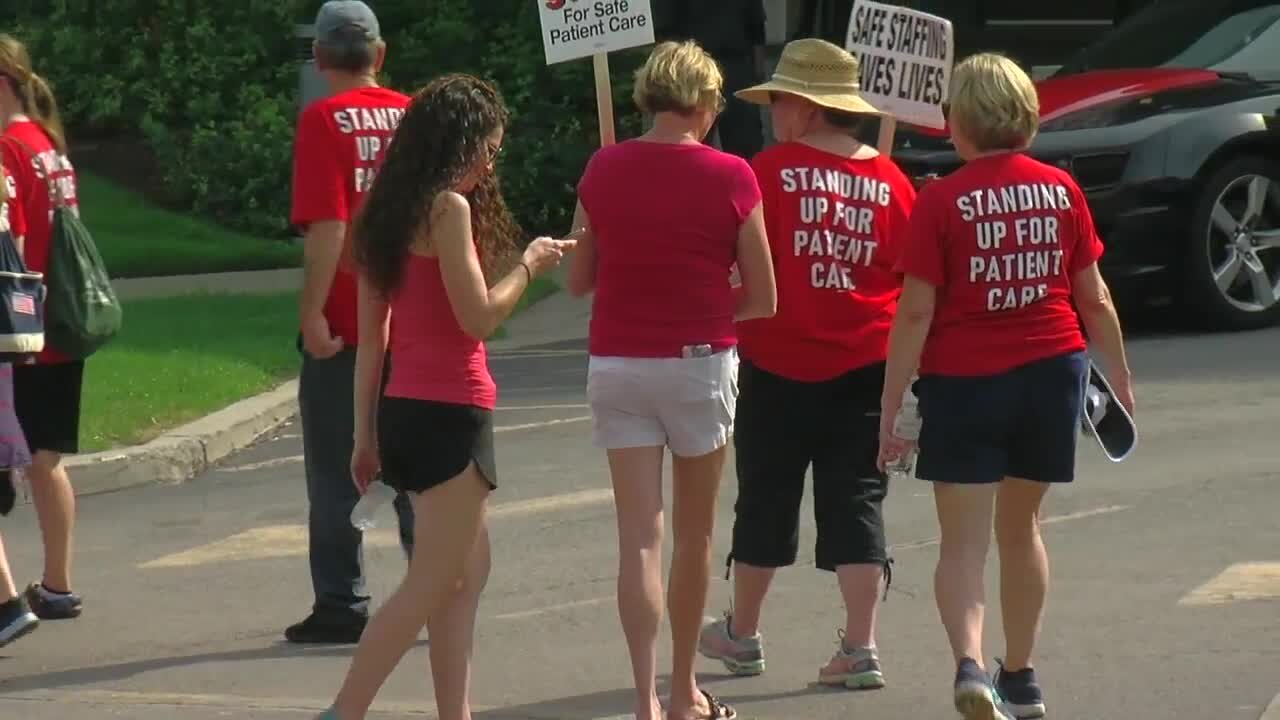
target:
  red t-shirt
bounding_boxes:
[897,153,1104,377]
[290,86,409,346]
[1,120,80,364]
[577,140,761,358]
[737,143,916,381]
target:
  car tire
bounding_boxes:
[1184,157,1280,331]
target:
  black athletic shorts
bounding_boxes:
[377,396,497,494]
[729,359,888,572]
[916,350,1088,485]
[13,360,85,455]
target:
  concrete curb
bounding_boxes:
[56,380,299,498]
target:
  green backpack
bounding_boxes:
[7,138,121,358]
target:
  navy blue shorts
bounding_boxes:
[915,351,1088,485]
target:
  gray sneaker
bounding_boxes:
[817,631,886,690]
[698,613,765,676]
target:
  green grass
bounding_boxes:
[79,277,559,452]
[80,292,299,452]
[79,173,302,279]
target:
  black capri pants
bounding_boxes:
[729,360,889,572]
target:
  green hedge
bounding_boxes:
[11,0,647,239]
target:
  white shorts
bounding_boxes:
[586,349,739,457]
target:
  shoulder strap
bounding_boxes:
[0,135,67,210]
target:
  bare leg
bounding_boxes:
[995,477,1050,671]
[932,482,997,666]
[835,563,882,649]
[330,466,490,720]
[607,446,666,720]
[428,524,492,720]
[728,563,774,636]
[668,446,729,720]
[0,532,18,602]
[28,452,75,592]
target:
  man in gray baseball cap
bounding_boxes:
[313,0,385,73]
[287,0,416,645]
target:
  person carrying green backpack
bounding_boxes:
[0,32,120,623]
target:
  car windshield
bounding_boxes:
[1055,0,1280,75]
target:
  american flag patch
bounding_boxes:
[12,292,35,315]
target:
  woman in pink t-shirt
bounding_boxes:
[568,40,776,720]
[319,74,572,720]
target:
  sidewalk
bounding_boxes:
[112,268,301,300]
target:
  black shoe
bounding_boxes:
[23,583,82,620]
[0,470,15,517]
[954,657,1011,720]
[993,659,1046,719]
[0,596,39,647]
[284,612,367,644]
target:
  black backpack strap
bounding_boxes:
[0,135,66,210]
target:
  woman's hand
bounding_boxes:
[876,406,913,472]
[521,236,577,279]
[1110,373,1136,417]
[351,436,380,494]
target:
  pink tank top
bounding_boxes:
[385,254,497,410]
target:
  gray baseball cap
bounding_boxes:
[315,1,381,43]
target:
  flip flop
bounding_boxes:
[695,690,737,720]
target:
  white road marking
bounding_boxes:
[490,488,613,518]
[481,504,1134,623]
[494,595,614,621]
[214,416,590,473]
[1178,562,1280,607]
[498,403,590,411]
[0,689,462,715]
[139,488,614,569]
[496,415,591,432]
[890,505,1132,552]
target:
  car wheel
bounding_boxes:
[1185,157,1280,331]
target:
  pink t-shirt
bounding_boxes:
[577,140,762,358]
[385,254,497,409]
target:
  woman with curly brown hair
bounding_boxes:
[318,73,574,720]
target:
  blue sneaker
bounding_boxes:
[993,659,1046,718]
[954,657,1011,720]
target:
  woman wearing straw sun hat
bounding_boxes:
[697,38,916,691]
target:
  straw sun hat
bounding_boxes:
[736,38,882,116]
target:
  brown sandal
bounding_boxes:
[697,690,737,719]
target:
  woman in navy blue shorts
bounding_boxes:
[878,53,1134,720]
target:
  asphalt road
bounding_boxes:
[2,328,1279,720]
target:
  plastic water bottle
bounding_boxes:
[887,386,921,479]
[350,480,396,531]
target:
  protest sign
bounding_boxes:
[845,0,953,132]
[538,0,656,147]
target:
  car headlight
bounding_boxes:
[1040,96,1160,133]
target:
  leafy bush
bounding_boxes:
[12,0,647,239]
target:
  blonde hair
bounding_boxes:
[0,34,66,154]
[948,53,1039,152]
[633,41,723,116]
